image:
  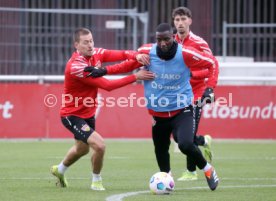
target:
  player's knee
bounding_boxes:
[94,142,106,155]
[178,142,194,154]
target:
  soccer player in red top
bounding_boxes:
[50,27,154,190]
[172,7,219,181]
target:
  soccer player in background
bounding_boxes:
[172,7,219,181]
[85,23,219,191]
[50,27,154,190]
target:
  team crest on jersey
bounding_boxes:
[81,124,90,132]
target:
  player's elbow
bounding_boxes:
[104,88,113,92]
[102,84,115,91]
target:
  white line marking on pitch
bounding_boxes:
[46,156,129,160]
[1,177,276,181]
[105,184,276,201]
[214,156,276,160]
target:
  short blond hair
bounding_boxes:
[73,28,91,42]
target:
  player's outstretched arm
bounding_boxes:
[99,48,149,65]
[84,59,143,78]
[80,75,136,91]
[80,70,154,91]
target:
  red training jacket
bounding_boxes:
[175,31,219,101]
[60,48,138,118]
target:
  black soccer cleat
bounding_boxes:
[204,167,219,191]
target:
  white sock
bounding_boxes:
[203,163,212,172]
[188,170,197,174]
[58,162,68,174]
[92,173,102,182]
[204,137,208,146]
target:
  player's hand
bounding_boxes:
[201,87,215,104]
[136,54,150,66]
[84,66,107,77]
[135,69,155,81]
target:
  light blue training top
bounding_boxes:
[144,43,193,112]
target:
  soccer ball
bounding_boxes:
[149,172,175,194]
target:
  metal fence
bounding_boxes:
[222,22,276,61]
[0,0,188,75]
[0,7,148,75]
[212,0,276,62]
[0,0,275,75]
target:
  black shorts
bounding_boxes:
[61,115,95,144]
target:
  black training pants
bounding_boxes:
[152,106,207,173]
[186,104,205,171]
[194,104,204,145]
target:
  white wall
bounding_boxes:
[218,62,276,85]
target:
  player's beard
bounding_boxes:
[177,27,186,35]
[156,41,178,61]
[178,26,189,36]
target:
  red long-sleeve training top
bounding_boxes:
[60,48,138,118]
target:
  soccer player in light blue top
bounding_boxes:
[84,23,219,191]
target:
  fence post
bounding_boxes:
[222,21,227,62]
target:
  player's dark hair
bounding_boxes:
[172,7,192,19]
[73,28,91,42]
[156,23,173,33]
